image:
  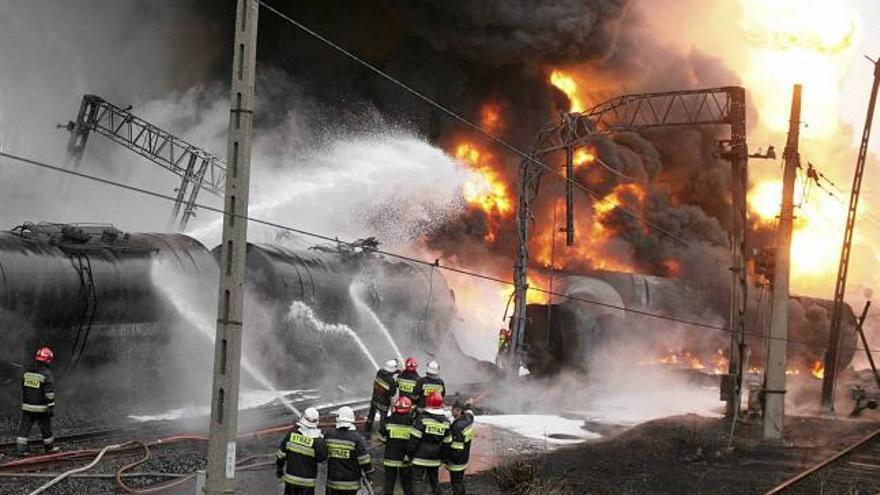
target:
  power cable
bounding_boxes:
[254,1,694,248]
[4,150,878,355]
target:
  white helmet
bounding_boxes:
[298,407,320,429]
[384,359,398,372]
[335,406,355,428]
[426,360,439,376]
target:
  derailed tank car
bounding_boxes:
[219,239,457,385]
[522,272,858,376]
[0,222,215,412]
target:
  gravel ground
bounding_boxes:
[463,413,880,495]
[4,399,879,494]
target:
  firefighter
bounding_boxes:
[444,400,476,495]
[365,359,399,439]
[325,406,373,494]
[16,347,58,454]
[413,361,445,412]
[397,357,420,404]
[495,328,512,367]
[275,407,328,495]
[407,391,450,495]
[380,396,415,495]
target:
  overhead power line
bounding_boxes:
[4,149,878,355]
[254,1,694,248]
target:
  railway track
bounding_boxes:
[765,427,880,494]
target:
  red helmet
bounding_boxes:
[405,357,418,371]
[394,396,412,414]
[35,347,54,364]
[426,391,444,409]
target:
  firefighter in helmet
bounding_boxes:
[16,347,59,454]
[380,396,415,495]
[365,359,399,439]
[275,407,328,495]
[397,357,420,404]
[445,400,476,495]
[325,406,373,494]
[495,328,512,367]
[406,391,450,495]
[413,361,445,412]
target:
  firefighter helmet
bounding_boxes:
[299,407,320,429]
[393,396,412,414]
[34,347,54,364]
[426,391,444,409]
[426,360,439,376]
[335,406,355,428]
[405,357,418,371]
[384,359,398,372]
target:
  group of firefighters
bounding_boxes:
[275,357,476,495]
[14,347,476,494]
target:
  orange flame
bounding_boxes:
[573,148,596,168]
[481,103,503,133]
[550,70,585,112]
[810,360,825,379]
[454,142,513,243]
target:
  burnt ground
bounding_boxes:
[2,412,879,494]
[465,414,880,495]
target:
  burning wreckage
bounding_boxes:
[0,221,855,415]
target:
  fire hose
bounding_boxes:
[26,441,132,495]
[2,417,368,492]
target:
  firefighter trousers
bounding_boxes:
[412,466,441,495]
[384,465,413,495]
[450,470,466,495]
[16,411,54,450]
[364,403,388,435]
[284,486,314,495]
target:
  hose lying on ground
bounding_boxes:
[26,442,132,495]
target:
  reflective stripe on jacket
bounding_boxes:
[413,376,445,409]
[371,369,398,410]
[275,426,328,487]
[396,370,420,401]
[444,408,475,472]
[407,412,451,467]
[381,411,413,467]
[21,362,55,413]
[325,427,372,488]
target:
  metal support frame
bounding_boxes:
[763,84,801,442]
[205,1,258,493]
[62,94,227,230]
[854,301,880,390]
[822,57,880,414]
[508,87,749,417]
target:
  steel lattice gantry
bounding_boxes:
[509,86,749,415]
[62,94,227,230]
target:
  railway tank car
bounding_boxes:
[0,222,215,412]
[218,239,458,386]
[0,223,460,414]
[522,271,858,376]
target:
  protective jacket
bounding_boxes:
[275,426,328,488]
[21,362,55,414]
[407,411,451,467]
[413,376,445,409]
[371,369,398,411]
[325,427,373,491]
[380,411,413,467]
[396,370,420,402]
[444,407,476,472]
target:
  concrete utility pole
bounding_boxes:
[205,1,258,493]
[822,57,880,414]
[763,84,801,442]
